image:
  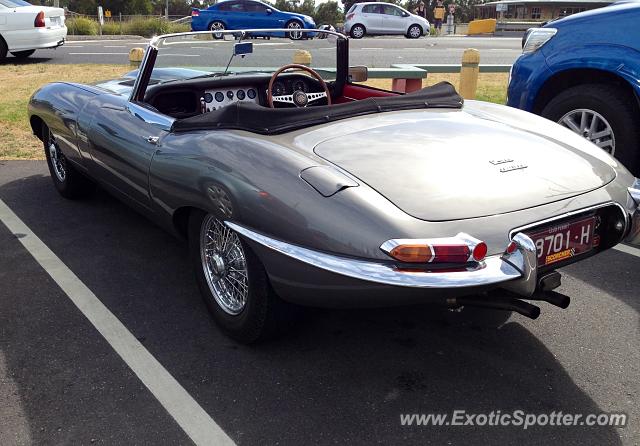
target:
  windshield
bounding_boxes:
[151,30,341,83]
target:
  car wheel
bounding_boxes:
[350,24,365,39]
[189,211,291,343]
[286,20,303,40]
[541,84,640,175]
[42,123,95,199]
[210,21,225,39]
[407,24,422,38]
[11,49,35,59]
[0,36,7,60]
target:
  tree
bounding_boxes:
[315,0,342,25]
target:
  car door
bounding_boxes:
[86,96,169,212]
[360,4,383,33]
[381,5,408,34]
[221,1,248,29]
[244,1,274,28]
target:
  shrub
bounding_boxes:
[122,17,171,37]
[101,21,122,35]
[66,17,98,36]
[167,22,191,34]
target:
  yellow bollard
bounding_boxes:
[129,47,145,67]
[292,50,312,66]
[459,48,480,100]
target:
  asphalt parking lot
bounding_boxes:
[0,160,638,445]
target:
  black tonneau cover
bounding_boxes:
[171,82,463,135]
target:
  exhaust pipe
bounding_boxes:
[448,295,540,320]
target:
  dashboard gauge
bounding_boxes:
[226,90,234,99]
[247,88,257,99]
[215,92,224,102]
[292,80,307,92]
[272,81,285,96]
[204,92,213,103]
[237,89,246,100]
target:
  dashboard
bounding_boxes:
[202,86,259,112]
[146,74,327,118]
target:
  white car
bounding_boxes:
[0,0,66,60]
[345,2,429,39]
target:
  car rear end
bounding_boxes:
[3,5,66,52]
[344,3,360,35]
[190,7,209,31]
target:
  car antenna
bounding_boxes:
[223,31,245,76]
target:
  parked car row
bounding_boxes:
[0,0,66,60]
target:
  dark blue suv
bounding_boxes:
[507,2,640,175]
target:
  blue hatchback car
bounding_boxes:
[507,1,640,175]
[191,0,316,40]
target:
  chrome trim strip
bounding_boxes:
[509,202,628,239]
[226,222,525,289]
[626,179,640,245]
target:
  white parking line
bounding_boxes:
[613,243,640,258]
[0,198,235,446]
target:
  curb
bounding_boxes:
[66,35,146,41]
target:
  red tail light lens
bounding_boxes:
[432,245,471,263]
[505,241,518,254]
[192,9,200,16]
[34,11,45,28]
[346,13,355,20]
[472,242,488,261]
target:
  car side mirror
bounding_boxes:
[348,66,368,82]
[403,12,410,17]
[266,8,272,14]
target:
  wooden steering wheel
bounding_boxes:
[268,64,332,108]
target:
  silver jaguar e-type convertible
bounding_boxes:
[28,30,640,342]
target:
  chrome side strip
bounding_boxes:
[226,221,528,290]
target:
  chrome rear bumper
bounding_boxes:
[226,221,538,298]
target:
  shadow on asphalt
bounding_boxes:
[0,57,53,66]
[0,170,623,445]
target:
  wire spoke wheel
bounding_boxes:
[47,132,67,182]
[200,215,249,315]
[558,108,615,155]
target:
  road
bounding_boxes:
[0,161,638,445]
[8,36,523,67]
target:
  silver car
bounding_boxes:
[345,2,430,39]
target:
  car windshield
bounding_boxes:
[151,30,340,83]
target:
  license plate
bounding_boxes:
[525,216,597,267]
[51,16,60,26]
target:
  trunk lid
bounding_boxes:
[313,112,615,221]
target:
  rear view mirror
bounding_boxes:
[348,66,368,82]
[234,42,253,56]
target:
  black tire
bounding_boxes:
[42,123,95,199]
[285,20,304,40]
[350,24,365,39]
[210,21,225,39]
[11,49,35,59]
[407,24,422,39]
[0,36,7,61]
[188,210,292,343]
[541,83,640,175]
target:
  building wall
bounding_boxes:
[475,3,602,21]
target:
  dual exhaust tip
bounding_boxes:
[447,271,570,320]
